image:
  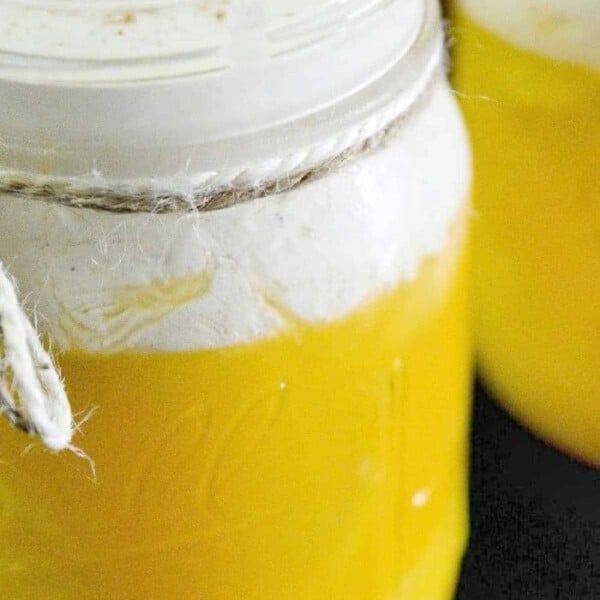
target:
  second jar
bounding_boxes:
[451,0,600,465]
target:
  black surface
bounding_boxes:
[457,382,600,600]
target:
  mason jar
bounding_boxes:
[0,1,472,597]
[450,0,600,465]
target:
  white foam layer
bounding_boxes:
[459,0,600,69]
[0,83,470,352]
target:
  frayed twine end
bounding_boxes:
[0,262,84,456]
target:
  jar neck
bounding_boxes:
[0,0,442,190]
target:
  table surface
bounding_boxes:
[456,383,600,599]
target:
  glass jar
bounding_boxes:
[0,1,472,598]
[450,0,600,465]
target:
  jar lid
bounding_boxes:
[0,0,441,185]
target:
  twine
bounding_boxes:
[0,69,441,451]
[0,263,72,451]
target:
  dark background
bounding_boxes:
[456,383,600,599]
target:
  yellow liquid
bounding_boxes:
[452,9,600,465]
[0,215,470,599]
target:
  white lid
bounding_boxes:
[0,0,441,182]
